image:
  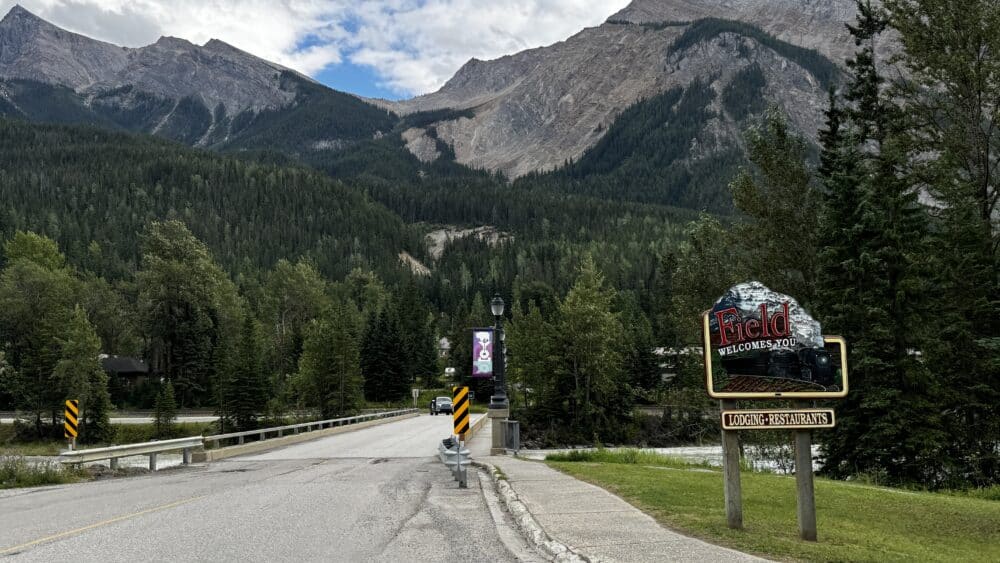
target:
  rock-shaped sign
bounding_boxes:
[703,281,848,399]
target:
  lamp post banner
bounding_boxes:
[472,328,494,378]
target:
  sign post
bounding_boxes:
[452,386,470,488]
[702,281,849,542]
[793,400,817,541]
[64,399,79,450]
[720,398,742,530]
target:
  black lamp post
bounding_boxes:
[489,294,509,410]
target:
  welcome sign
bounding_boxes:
[703,281,848,400]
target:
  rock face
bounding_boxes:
[382,0,864,179]
[610,0,859,63]
[0,5,297,115]
[0,4,126,88]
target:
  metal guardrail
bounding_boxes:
[438,437,471,488]
[59,436,203,471]
[56,409,417,471]
[203,409,418,449]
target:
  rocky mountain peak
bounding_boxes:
[609,0,858,62]
[0,4,126,88]
[2,4,40,24]
[0,7,298,114]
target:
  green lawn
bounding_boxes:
[547,452,999,562]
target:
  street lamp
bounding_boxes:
[489,294,509,409]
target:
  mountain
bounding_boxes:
[0,4,394,149]
[381,0,859,181]
[0,2,872,212]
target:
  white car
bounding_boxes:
[430,397,453,415]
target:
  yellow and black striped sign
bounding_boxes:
[452,386,470,436]
[64,399,79,439]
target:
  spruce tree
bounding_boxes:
[153,380,178,438]
[818,1,945,485]
[52,306,112,443]
[886,0,1000,486]
[226,315,268,431]
[728,108,820,304]
[298,307,364,418]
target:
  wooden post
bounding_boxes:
[794,400,817,541]
[720,399,743,529]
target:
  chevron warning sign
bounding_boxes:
[452,386,470,437]
[64,399,79,439]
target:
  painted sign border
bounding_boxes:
[721,408,836,430]
[702,311,849,400]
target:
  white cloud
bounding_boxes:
[1,0,631,96]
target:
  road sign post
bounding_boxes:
[452,386,470,488]
[794,400,817,541]
[64,399,79,450]
[720,399,742,530]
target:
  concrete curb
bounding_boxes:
[193,412,420,462]
[465,411,488,440]
[473,460,592,563]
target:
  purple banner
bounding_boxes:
[472,328,494,378]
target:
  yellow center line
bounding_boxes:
[0,495,206,555]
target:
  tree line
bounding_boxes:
[0,223,440,441]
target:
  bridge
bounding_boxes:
[0,413,758,562]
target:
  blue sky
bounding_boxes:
[316,62,401,100]
[3,1,630,98]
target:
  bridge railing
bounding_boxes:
[203,408,419,449]
[59,435,204,471]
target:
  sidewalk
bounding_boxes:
[469,421,765,562]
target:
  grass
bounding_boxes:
[546,449,1000,562]
[0,455,87,489]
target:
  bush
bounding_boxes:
[0,455,84,489]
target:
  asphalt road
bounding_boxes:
[0,414,539,562]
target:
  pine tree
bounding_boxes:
[556,256,630,442]
[226,315,268,431]
[153,380,178,438]
[729,108,821,304]
[52,306,112,443]
[885,0,1000,487]
[818,1,945,485]
[297,306,364,418]
[360,309,408,403]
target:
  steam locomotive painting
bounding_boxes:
[718,343,840,389]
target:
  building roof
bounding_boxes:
[100,356,149,374]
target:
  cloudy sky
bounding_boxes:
[2,1,630,99]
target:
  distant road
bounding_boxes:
[0,413,537,561]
